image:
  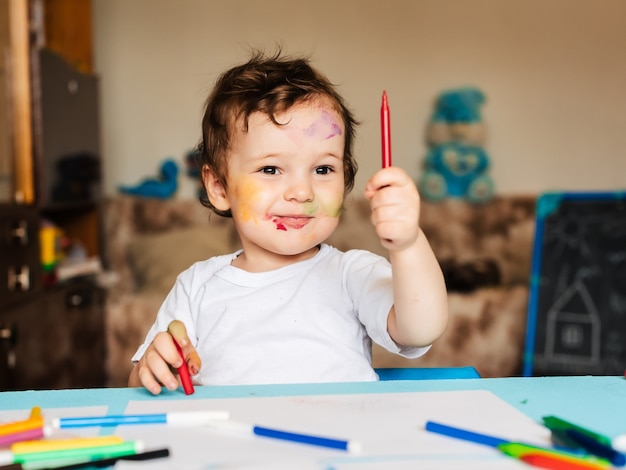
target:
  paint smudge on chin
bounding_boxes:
[275,221,287,231]
[303,111,343,140]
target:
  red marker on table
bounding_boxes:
[173,341,194,395]
[380,91,392,168]
[519,453,610,470]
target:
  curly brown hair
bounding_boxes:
[196,49,359,217]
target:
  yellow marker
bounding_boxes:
[11,435,124,454]
[29,407,42,420]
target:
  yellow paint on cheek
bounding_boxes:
[233,177,261,223]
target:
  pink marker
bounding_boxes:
[380,91,392,168]
[0,426,47,447]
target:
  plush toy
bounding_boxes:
[419,142,494,203]
[419,86,495,203]
[118,159,179,199]
[427,87,487,147]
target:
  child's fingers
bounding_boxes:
[167,320,188,347]
[137,343,179,394]
[186,350,202,376]
[137,366,162,396]
[364,167,409,197]
[167,320,202,375]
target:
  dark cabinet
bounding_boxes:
[0,204,42,310]
[0,278,106,390]
[0,1,106,390]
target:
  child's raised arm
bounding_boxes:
[364,167,449,348]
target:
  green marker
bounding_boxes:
[542,416,613,447]
[499,441,568,459]
[0,441,143,465]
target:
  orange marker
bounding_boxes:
[0,417,43,438]
[173,341,194,395]
[380,91,392,168]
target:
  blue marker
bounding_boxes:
[208,420,361,453]
[424,421,510,448]
[52,410,229,428]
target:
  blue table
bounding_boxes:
[1,376,624,438]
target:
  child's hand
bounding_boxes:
[364,167,420,252]
[130,320,201,395]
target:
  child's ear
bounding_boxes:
[202,165,231,212]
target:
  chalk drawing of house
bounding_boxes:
[544,278,601,366]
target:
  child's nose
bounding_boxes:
[284,177,314,202]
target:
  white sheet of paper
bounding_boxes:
[110,390,550,469]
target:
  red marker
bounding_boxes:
[173,341,194,395]
[519,453,609,470]
[380,91,392,168]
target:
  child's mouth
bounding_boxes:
[272,216,311,230]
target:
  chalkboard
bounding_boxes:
[523,191,626,376]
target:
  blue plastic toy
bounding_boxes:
[118,159,179,199]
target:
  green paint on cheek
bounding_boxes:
[303,199,342,217]
[303,201,319,216]
[320,200,343,218]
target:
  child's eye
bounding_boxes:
[259,166,279,175]
[315,165,334,175]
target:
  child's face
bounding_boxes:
[224,98,346,264]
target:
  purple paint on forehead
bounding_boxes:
[303,111,343,140]
[326,122,342,140]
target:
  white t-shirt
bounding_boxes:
[132,244,430,385]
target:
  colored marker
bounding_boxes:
[613,434,626,453]
[51,410,228,429]
[28,407,42,420]
[424,421,509,448]
[28,448,170,470]
[10,436,124,455]
[499,442,611,470]
[0,427,49,447]
[552,427,626,466]
[0,417,43,438]
[424,421,597,464]
[208,420,361,453]
[543,416,613,447]
[173,340,194,395]
[380,91,392,168]
[0,440,143,465]
[519,454,609,470]
[0,465,21,470]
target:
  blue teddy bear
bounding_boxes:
[419,142,494,204]
[427,87,487,147]
[420,87,495,203]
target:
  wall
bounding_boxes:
[92,0,626,198]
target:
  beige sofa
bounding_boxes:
[103,194,536,387]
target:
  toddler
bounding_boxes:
[129,50,448,394]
